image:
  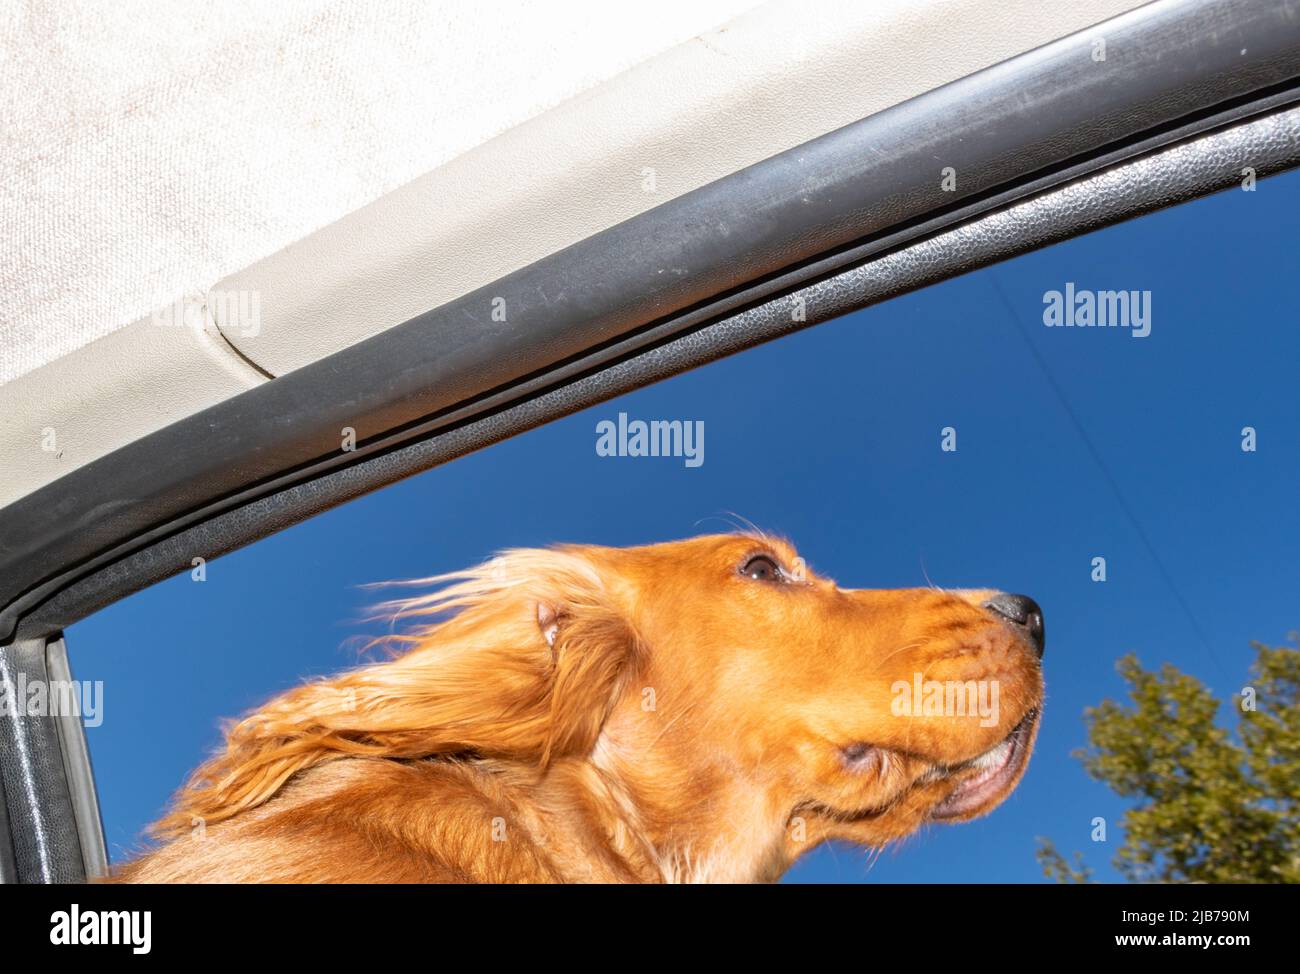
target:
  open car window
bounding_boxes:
[66,164,1300,882]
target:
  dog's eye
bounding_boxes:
[740,554,784,582]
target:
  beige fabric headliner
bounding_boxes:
[0,0,1147,511]
[0,0,757,386]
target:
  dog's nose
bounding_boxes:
[983,594,1045,657]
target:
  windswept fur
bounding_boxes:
[115,533,1044,883]
[150,548,639,839]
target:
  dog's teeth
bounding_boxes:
[973,740,1011,769]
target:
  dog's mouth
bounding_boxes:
[927,709,1039,821]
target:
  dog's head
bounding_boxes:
[157,533,1043,879]
[579,534,1044,869]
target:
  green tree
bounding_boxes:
[1037,636,1300,883]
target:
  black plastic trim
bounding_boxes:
[0,636,90,882]
[0,759,16,884]
[46,637,108,879]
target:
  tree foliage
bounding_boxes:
[1037,636,1299,883]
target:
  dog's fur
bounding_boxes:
[112,534,1043,883]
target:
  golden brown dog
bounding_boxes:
[112,533,1045,883]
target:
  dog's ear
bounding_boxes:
[149,547,640,838]
[533,584,640,764]
[537,601,562,649]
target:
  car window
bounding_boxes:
[69,167,1300,883]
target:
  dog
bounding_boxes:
[111,533,1045,883]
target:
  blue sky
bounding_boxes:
[71,168,1300,883]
